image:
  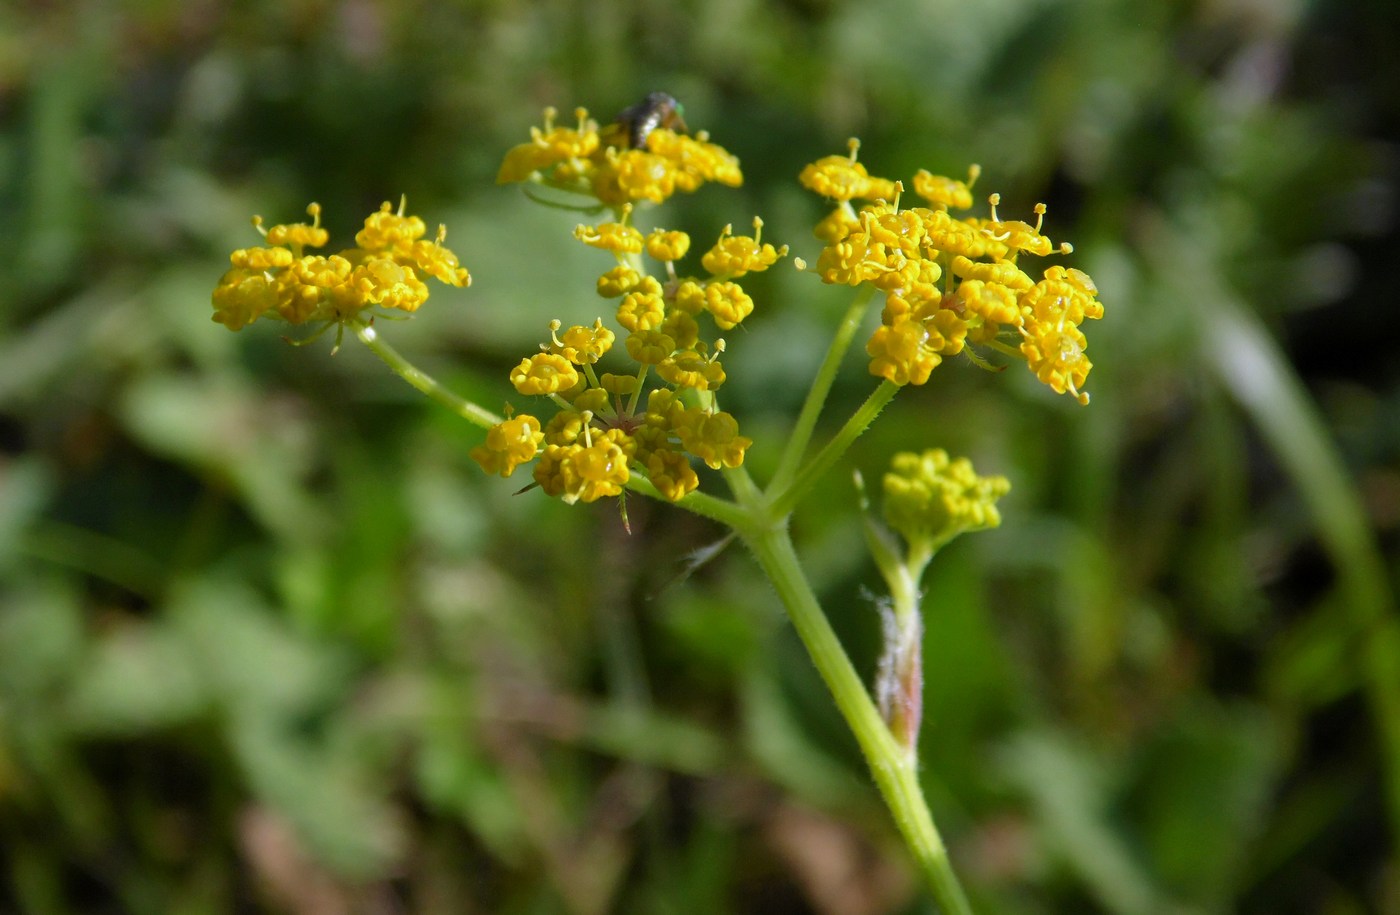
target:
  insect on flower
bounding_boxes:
[611,91,687,150]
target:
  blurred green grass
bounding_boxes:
[2,0,1399,912]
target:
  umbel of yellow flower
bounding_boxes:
[478,100,778,507]
[801,144,1104,405]
[497,103,742,209]
[210,200,470,333]
[471,191,782,504]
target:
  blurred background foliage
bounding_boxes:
[1,0,1398,912]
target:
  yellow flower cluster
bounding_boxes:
[470,208,785,504]
[882,449,1011,551]
[800,143,1103,404]
[211,201,470,332]
[497,105,743,208]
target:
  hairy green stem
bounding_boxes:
[768,380,900,518]
[625,475,750,529]
[722,464,765,511]
[741,522,972,914]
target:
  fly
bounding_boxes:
[612,91,687,150]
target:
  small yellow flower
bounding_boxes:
[576,431,635,492]
[814,207,860,244]
[800,138,901,204]
[864,205,926,258]
[921,209,1005,260]
[575,220,645,256]
[356,200,427,254]
[814,226,903,288]
[497,142,556,184]
[867,319,942,387]
[910,165,980,210]
[657,348,726,391]
[539,107,601,159]
[1020,318,1093,405]
[544,410,587,446]
[925,308,968,356]
[600,372,640,396]
[596,149,678,205]
[673,408,751,470]
[496,107,599,184]
[631,423,671,462]
[1022,265,1103,326]
[262,203,330,249]
[1054,265,1099,298]
[700,218,788,278]
[981,198,1071,258]
[408,227,472,287]
[646,448,701,502]
[229,246,295,270]
[646,229,691,263]
[269,269,323,325]
[572,388,611,416]
[286,254,360,322]
[670,279,708,315]
[881,289,938,326]
[799,139,876,202]
[647,130,744,191]
[534,429,633,504]
[868,257,927,296]
[510,353,581,396]
[616,291,667,333]
[891,258,944,302]
[644,388,684,427]
[551,318,615,365]
[351,256,430,313]
[953,279,1021,326]
[659,309,700,350]
[211,269,280,330]
[625,329,677,365]
[470,415,545,477]
[597,265,643,298]
[703,281,754,330]
[949,255,1033,292]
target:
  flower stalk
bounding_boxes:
[352,321,501,430]
[740,521,972,914]
[769,284,880,493]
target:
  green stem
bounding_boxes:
[889,547,929,625]
[857,479,907,600]
[768,380,900,518]
[858,488,934,758]
[769,286,879,493]
[722,464,765,511]
[352,321,501,429]
[624,474,750,530]
[741,522,972,914]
